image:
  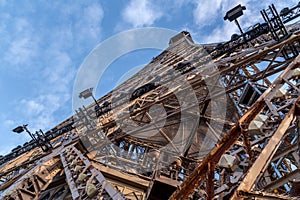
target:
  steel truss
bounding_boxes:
[1,4,300,200]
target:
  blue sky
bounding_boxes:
[0,0,297,155]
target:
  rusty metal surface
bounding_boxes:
[169,39,300,200]
[60,145,125,200]
[1,4,300,200]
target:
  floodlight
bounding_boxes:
[79,87,100,109]
[79,88,94,99]
[12,126,25,133]
[224,4,246,22]
[224,4,246,34]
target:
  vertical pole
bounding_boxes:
[91,94,100,109]
[295,100,300,164]
[206,162,215,200]
[234,19,244,34]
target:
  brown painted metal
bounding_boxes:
[169,52,300,200]
[1,11,300,200]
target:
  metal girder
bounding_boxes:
[2,5,300,200]
[39,184,71,200]
[60,145,125,200]
[237,190,297,200]
[1,157,61,200]
[70,22,300,199]
[231,99,298,199]
[169,37,300,200]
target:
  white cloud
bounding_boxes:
[193,0,298,43]
[19,94,61,131]
[193,0,223,26]
[3,119,14,127]
[43,50,74,92]
[122,0,163,27]
[1,1,104,132]
[192,0,253,27]
[0,2,106,156]
[5,37,37,65]
[14,49,76,133]
[20,99,45,116]
[3,17,39,67]
[74,3,104,43]
[201,21,238,43]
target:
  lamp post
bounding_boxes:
[79,88,100,107]
[224,4,246,34]
[13,124,51,152]
[79,87,101,116]
[13,124,35,140]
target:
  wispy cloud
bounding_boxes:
[0,1,105,154]
[3,119,15,128]
[192,0,299,43]
[2,16,39,68]
[192,0,253,27]
[5,37,38,66]
[72,3,104,47]
[192,0,223,26]
[0,0,297,157]
[19,94,62,131]
[201,21,237,43]
[122,0,163,27]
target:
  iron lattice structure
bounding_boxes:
[1,2,300,200]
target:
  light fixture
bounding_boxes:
[13,124,51,152]
[79,88,94,99]
[224,4,246,34]
[12,125,26,133]
[79,87,101,114]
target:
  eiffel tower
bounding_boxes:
[1,2,300,200]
